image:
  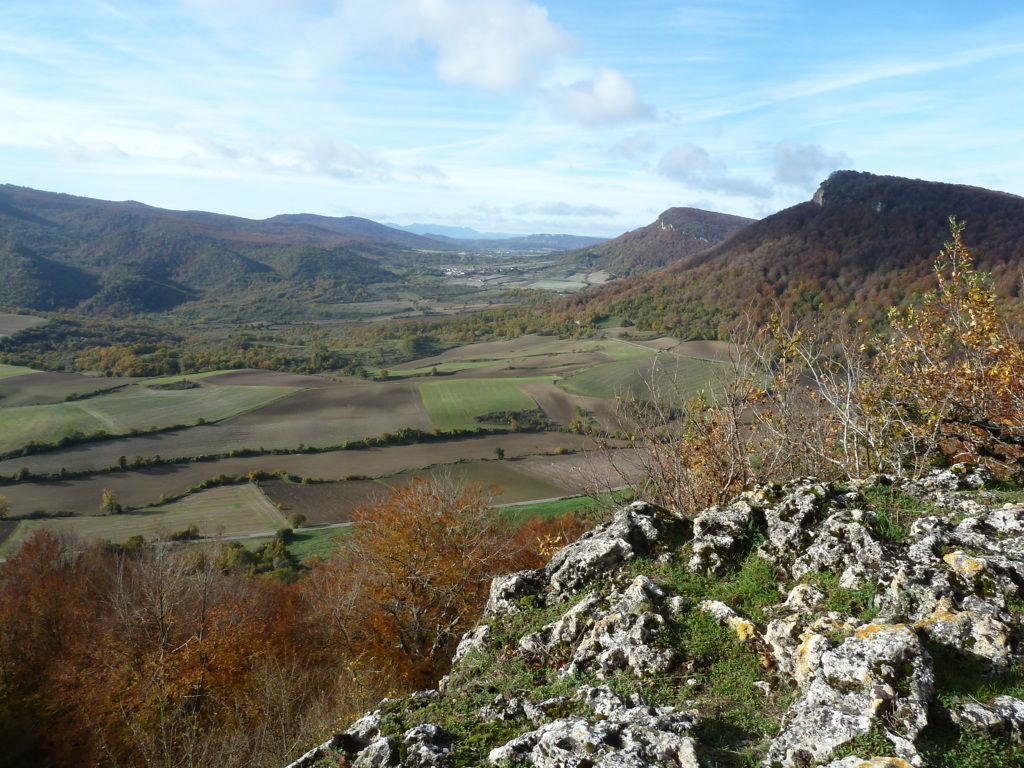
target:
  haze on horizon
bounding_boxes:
[2,0,1022,238]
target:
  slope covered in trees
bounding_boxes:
[568,172,1024,337]
[563,206,754,276]
[0,186,608,316]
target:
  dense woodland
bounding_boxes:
[0,480,586,768]
[566,172,1024,337]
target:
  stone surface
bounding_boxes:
[767,623,934,767]
[300,473,1024,768]
[488,686,700,768]
[544,501,677,595]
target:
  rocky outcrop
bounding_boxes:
[289,467,1024,768]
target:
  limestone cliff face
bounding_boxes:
[289,467,1024,768]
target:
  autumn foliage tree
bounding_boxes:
[861,218,1024,475]
[309,477,537,689]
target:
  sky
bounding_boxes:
[2,1,1023,238]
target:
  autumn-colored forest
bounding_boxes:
[0,479,584,768]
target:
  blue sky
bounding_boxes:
[2,1,1023,237]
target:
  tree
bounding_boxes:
[0,495,8,518]
[319,477,529,687]
[863,218,1024,476]
[493,446,505,460]
[101,488,122,514]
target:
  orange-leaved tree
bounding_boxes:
[311,477,531,689]
[863,218,1024,476]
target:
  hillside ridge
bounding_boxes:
[570,171,1024,337]
[563,206,754,277]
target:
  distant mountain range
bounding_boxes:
[0,185,607,315]
[6,174,1022,334]
[386,222,607,250]
[386,222,519,240]
[565,171,1024,337]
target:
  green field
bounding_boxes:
[247,525,351,561]
[559,354,728,400]
[0,383,295,453]
[594,341,660,361]
[0,483,289,556]
[0,363,42,380]
[0,403,109,453]
[417,377,550,430]
[500,489,634,524]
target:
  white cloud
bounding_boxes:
[415,0,575,91]
[773,141,851,186]
[513,201,618,217]
[179,0,575,93]
[471,201,506,222]
[545,68,654,127]
[657,142,772,198]
[262,135,391,181]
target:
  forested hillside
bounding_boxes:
[564,206,754,276]
[566,171,1024,337]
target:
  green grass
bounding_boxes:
[0,383,295,453]
[592,340,660,361]
[246,525,350,561]
[559,354,727,400]
[862,484,934,541]
[0,484,289,556]
[0,403,109,453]
[80,384,295,430]
[0,363,41,380]
[417,377,549,430]
[500,489,634,525]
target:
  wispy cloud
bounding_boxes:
[607,132,655,160]
[657,143,772,198]
[773,141,850,187]
[543,68,654,127]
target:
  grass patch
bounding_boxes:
[247,525,350,562]
[0,384,296,454]
[807,571,879,621]
[862,484,933,541]
[919,717,1024,768]
[0,363,41,380]
[417,377,549,430]
[0,484,288,556]
[500,490,633,525]
[0,403,108,453]
[558,354,726,400]
[79,383,296,431]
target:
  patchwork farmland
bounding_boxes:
[0,335,730,551]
